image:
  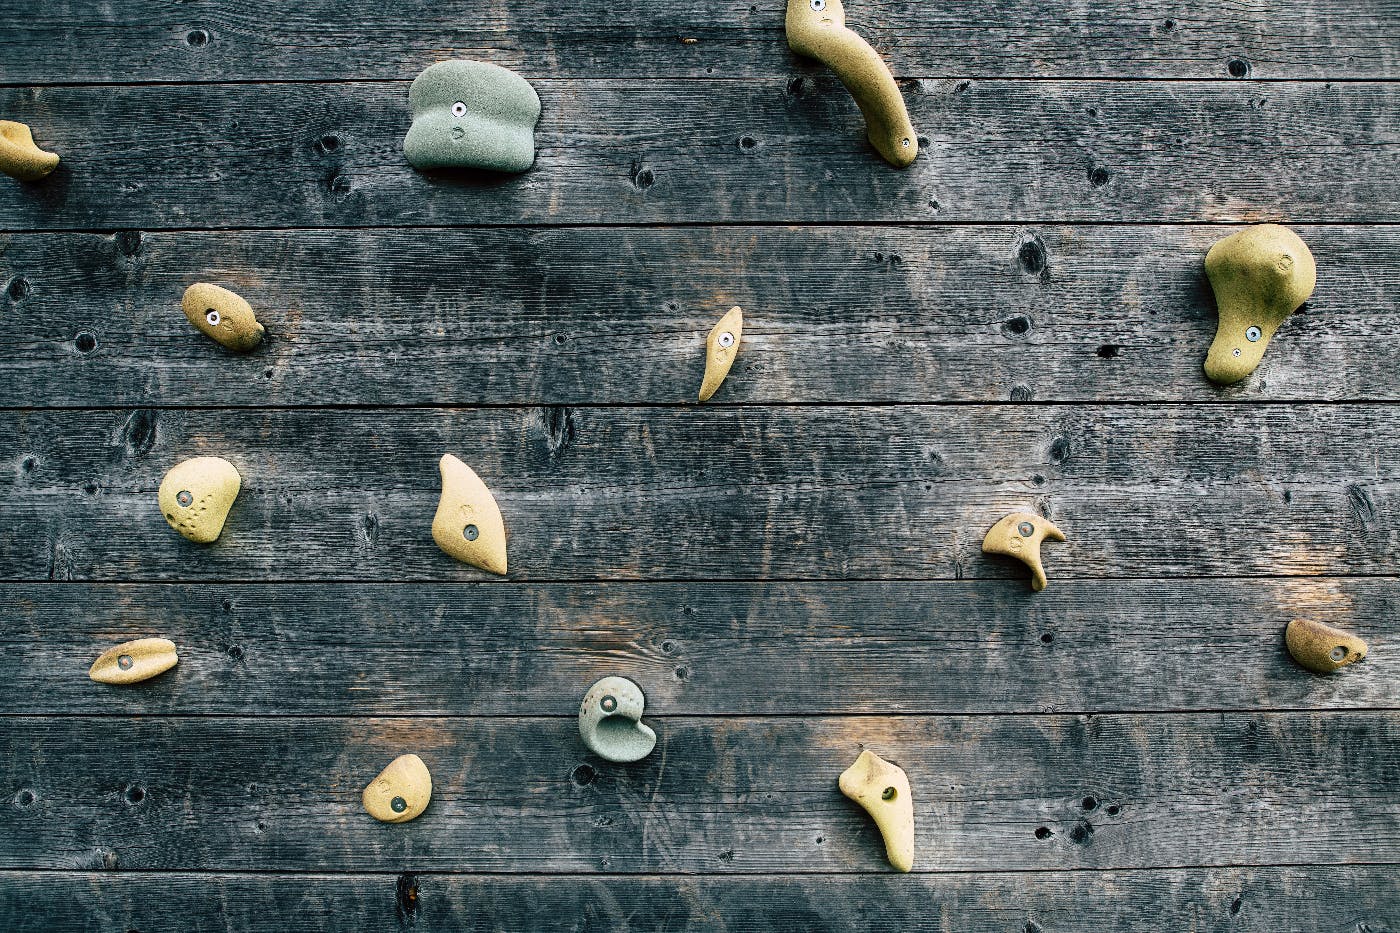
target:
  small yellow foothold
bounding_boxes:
[158,457,242,544]
[89,637,179,685]
[839,750,914,872]
[362,753,432,823]
[182,283,266,352]
[431,454,508,574]
[1285,619,1368,674]
[0,120,59,181]
[698,306,743,402]
[982,512,1065,592]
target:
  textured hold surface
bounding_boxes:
[1204,224,1317,384]
[181,283,265,352]
[403,60,540,173]
[838,750,914,872]
[982,512,1065,592]
[0,120,58,181]
[88,637,178,685]
[786,0,917,167]
[431,454,507,574]
[698,305,743,402]
[157,456,241,544]
[578,675,657,763]
[361,753,432,823]
[1285,619,1369,673]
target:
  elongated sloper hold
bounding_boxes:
[786,0,918,168]
[1203,224,1316,384]
[182,283,265,352]
[431,454,508,575]
[579,676,656,763]
[0,120,59,180]
[158,457,242,544]
[839,750,913,872]
[982,512,1065,592]
[362,753,432,823]
[1286,620,1368,674]
[699,306,744,402]
[89,638,179,685]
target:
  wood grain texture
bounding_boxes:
[4,225,1398,407]
[0,79,1395,230]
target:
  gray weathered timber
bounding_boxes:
[0,80,1395,229]
[3,225,1398,408]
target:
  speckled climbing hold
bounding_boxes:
[1285,619,1368,674]
[182,283,265,352]
[158,456,242,544]
[0,120,59,181]
[698,305,743,402]
[1203,224,1316,385]
[362,753,432,823]
[785,0,918,168]
[839,750,913,872]
[403,60,541,173]
[982,512,1065,592]
[579,676,656,763]
[431,454,507,575]
[89,637,178,685]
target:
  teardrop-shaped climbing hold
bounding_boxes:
[839,750,914,872]
[1286,619,1368,673]
[89,637,179,685]
[362,753,432,823]
[0,120,59,181]
[431,454,508,575]
[182,283,266,352]
[158,457,242,544]
[579,675,657,763]
[699,305,744,402]
[982,512,1065,592]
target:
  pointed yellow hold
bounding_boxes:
[982,512,1065,592]
[1285,619,1368,674]
[0,120,59,181]
[431,454,507,574]
[839,750,914,872]
[699,306,743,402]
[89,638,179,685]
[182,283,266,352]
[158,457,242,544]
[362,753,432,823]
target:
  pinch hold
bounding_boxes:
[89,637,179,685]
[0,120,59,181]
[839,750,914,872]
[403,60,541,173]
[579,675,656,763]
[982,512,1065,592]
[158,456,242,544]
[182,283,266,352]
[431,454,508,575]
[1285,619,1368,674]
[698,305,743,402]
[362,753,432,823]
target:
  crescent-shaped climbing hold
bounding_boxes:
[982,512,1065,592]
[579,676,657,763]
[431,454,508,575]
[402,60,541,173]
[89,638,179,685]
[839,750,913,872]
[0,120,59,181]
[785,0,918,168]
[699,305,743,402]
[1285,619,1368,674]
[158,457,242,544]
[362,753,432,823]
[1203,224,1316,385]
[182,283,265,352]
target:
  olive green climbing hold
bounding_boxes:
[982,512,1065,592]
[1285,619,1368,674]
[158,456,242,544]
[699,306,743,402]
[89,637,179,685]
[579,676,656,763]
[839,750,913,872]
[362,753,432,823]
[403,60,541,173]
[0,120,59,181]
[1203,224,1316,385]
[182,283,265,352]
[431,454,508,575]
[786,0,918,168]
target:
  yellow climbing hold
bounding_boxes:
[362,753,432,823]
[431,454,508,575]
[89,637,179,685]
[182,283,266,352]
[982,512,1065,592]
[1285,619,1368,674]
[0,120,59,181]
[699,306,743,402]
[839,750,914,872]
[158,456,242,543]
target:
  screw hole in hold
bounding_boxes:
[6,276,32,301]
[124,784,145,805]
[1330,646,1347,661]
[1227,57,1251,78]
[1040,632,1054,645]
[881,786,897,801]
[177,490,193,508]
[1082,795,1097,810]
[452,101,468,117]
[462,524,478,541]
[1232,347,1242,357]
[390,796,407,813]
[1034,826,1052,840]
[74,332,98,355]
[738,135,757,150]
[1088,165,1111,188]
[186,29,210,47]
[571,764,597,786]
[1097,344,1121,358]
[118,654,135,670]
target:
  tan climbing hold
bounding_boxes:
[89,637,179,685]
[0,120,59,181]
[182,283,266,352]
[362,753,432,823]
[431,454,507,574]
[839,750,913,872]
[982,512,1065,592]
[698,306,743,402]
[1203,224,1316,384]
[158,456,242,544]
[1286,619,1368,674]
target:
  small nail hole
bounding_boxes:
[74,332,98,355]
[186,29,210,46]
[1082,796,1097,810]
[1227,57,1251,78]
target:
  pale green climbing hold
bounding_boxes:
[579,676,656,763]
[403,60,540,173]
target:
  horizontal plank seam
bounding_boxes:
[9,573,1400,585]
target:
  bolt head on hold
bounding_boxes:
[463,523,479,541]
[579,676,656,763]
[1245,326,1262,342]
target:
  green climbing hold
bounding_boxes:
[402,60,540,173]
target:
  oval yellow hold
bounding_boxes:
[182,283,266,352]
[431,454,508,575]
[158,456,242,543]
[982,512,1066,592]
[89,637,178,685]
[699,306,743,403]
[363,753,433,823]
[839,750,914,872]
[0,120,59,181]
[1285,619,1368,674]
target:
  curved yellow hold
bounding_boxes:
[982,512,1065,592]
[362,753,432,823]
[699,306,743,402]
[89,637,179,685]
[431,454,508,575]
[158,457,242,544]
[0,120,59,181]
[182,283,266,352]
[839,750,913,872]
[1285,619,1368,674]
[786,0,918,168]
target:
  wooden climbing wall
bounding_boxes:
[1,2,1398,929]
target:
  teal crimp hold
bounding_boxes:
[402,60,541,173]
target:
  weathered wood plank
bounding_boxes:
[3,580,1393,716]
[3,225,1397,407]
[1,712,1395,871]
[1,80,1394,229]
